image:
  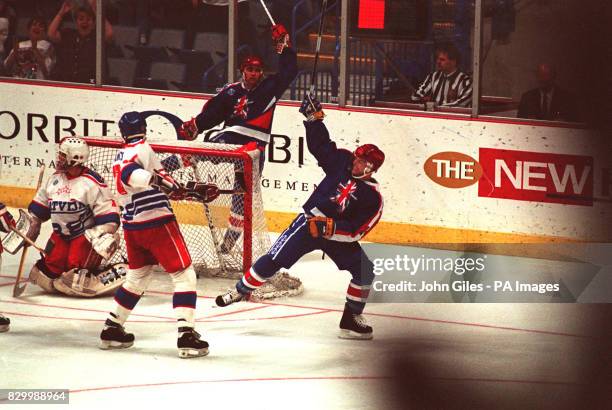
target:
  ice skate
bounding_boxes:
[339,304,373,340]
[99,319,135,349]
[177,327,209,358]
[215,289,247,307]
[0,314,10,333]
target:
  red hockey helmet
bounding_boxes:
[354,144,385,173]
[240,55,264,72]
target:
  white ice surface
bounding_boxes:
[0,208,607,409]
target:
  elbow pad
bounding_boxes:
[129,168,155,188]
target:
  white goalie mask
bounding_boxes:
[58,137,89,170]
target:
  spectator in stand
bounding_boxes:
[3,16,55,79]
[0,0,17,65]
[48,0,112,83]
[517,63,579,122]
[410,42,473,108]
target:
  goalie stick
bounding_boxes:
[13,164,45,297]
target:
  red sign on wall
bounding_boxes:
[477,148,594,206]
[358,0,385,29]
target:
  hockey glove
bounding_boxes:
[271,24,290,54]
[179,117,199,141]
[151,172,182,195]
[307,216,335,239]
[184,181,220,203]
[300,93,325,122]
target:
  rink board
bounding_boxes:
[0,80,610,243]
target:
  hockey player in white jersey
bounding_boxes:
[99,111,218,358]
[0,203,16,332]
[26,137,125,297]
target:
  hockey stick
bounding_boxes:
[309,0,329,96]
[258,0,276,25]
[13,164,45,297]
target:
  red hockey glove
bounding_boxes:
[184,181,220,203]
[307,216,335,239]
[151,171,181,195]
[179,118,198,141]
[271,24,290,54]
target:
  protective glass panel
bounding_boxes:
[348,0,474,112]
[479,0,598,124]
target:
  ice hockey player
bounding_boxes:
[99,111,219,358]
[178,23,297,252]
[0,202,16,332]
[26,136,125,298]
[216,94,385,340]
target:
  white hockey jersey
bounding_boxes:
[28,169,120,238]
[113,138,176,230]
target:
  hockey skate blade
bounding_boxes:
[178,347,209,359]
[99,340,134,350]
[0,325,9,333]
[338,329,373,340]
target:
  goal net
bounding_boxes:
[83,137,302,299]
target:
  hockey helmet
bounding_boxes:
[118,111,147,142]
[353,144,385,174]
[58,136,89,170]
[240,55,264,72]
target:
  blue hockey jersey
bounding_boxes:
[193,47,298,144]
[302,121,384,242]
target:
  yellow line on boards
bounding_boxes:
[1,186,577,245]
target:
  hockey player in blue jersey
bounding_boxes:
[179,23,298,252]
[215,95,385,340]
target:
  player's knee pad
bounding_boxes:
[252,255,281,279]
[123,265,154,295]
[29,262,58,293]
[169,266,197,293]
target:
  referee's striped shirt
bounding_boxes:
[411,70,473,107]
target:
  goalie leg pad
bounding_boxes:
[29,263,58,293]
[53,264,128,298]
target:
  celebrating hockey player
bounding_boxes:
[0,203,16,332]
[99,111,219,358]
[179,23,297,252]
[26,137,125,298]
[216,95,385,340]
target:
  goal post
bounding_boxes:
[84,137,259,277]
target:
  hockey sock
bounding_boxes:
[109,286,142,325]
[345,281,371,315]
[237,266,268,294]
[171,267,197,328]
[173,292,197,328]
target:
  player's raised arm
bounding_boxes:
[269,24,298,97]
[299,94,342,173]
[180,93,234,141]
